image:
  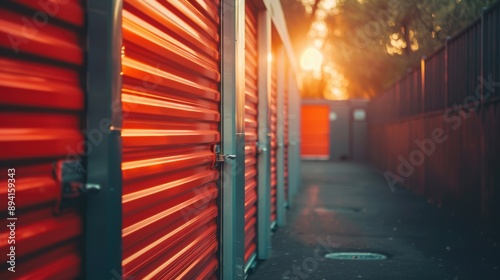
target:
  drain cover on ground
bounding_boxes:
[324,252,387,260]
[314,207,362,214]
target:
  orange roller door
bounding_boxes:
[0,1,86,279]
[270,51,278,226]
[244,0,259,269]
[301,105,330,159]
[121,1,221,278]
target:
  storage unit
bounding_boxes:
[121,1,221,278]
[329,102,350,160]
[244,0,259,271]
[0,1,85,278]
[301,100,369,161]
[0,1,302,279]
[256,3,273,263]
[350,101,369,161]
[301,104,330,159]
[270,50,278,227]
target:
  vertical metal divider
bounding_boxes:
[287,67,301,207]
[289,69,302,202]
[276,47,287,227]
[256,6,272,261]
[444,38,449,108]
[296,77,302,199]
[420,56,426,115]
[419,56,426,195]
[85,0,123,279]
[479,9,483,102]
[287,67,295,208]
[479,7,487,225]
[221,0,246,279]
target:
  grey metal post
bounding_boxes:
[295,78,302,198]
[479,6,487,222]
[256,6,272,260]
[288,68,301,204]
[444,37,449,108]
[480,7,486,103]
[420,56,426,114]
[276,47,287,227]
[221,0,246,279]
[85,0,123,279]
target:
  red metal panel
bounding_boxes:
[122,1,221,279]
[270,52,278,224]
[244,1,258,266]
[0,1,85,279]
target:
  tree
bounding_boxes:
[282,0,497,99]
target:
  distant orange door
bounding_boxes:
[301,105,330,159]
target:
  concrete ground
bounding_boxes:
[248,161,500,280]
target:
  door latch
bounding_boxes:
[213,144,237,165]
[53,160,101,213]
[216,154,237,162]
[257,141,267,154]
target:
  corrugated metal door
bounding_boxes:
[270,53,278,226]
[0,1,85,279]
[244,0,258,269]
[121,1,221,279]
[301,105,330,159]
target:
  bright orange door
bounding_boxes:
[270,49,278,226]
[301,105,330,159]
[244,0,259,270]
[0,2,85,278]
[121,1,221,278]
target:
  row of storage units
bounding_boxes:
[0,0,302,279]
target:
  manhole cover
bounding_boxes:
[314,207,362,214]
[324,252,387,260]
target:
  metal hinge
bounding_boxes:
[53,160,101,213]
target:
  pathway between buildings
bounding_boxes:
[248,161,500,280]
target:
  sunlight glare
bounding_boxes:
[313,39,323,48]
[300,47,323,71]
[320,0,337,10]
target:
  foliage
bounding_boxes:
[282,0,497,99]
